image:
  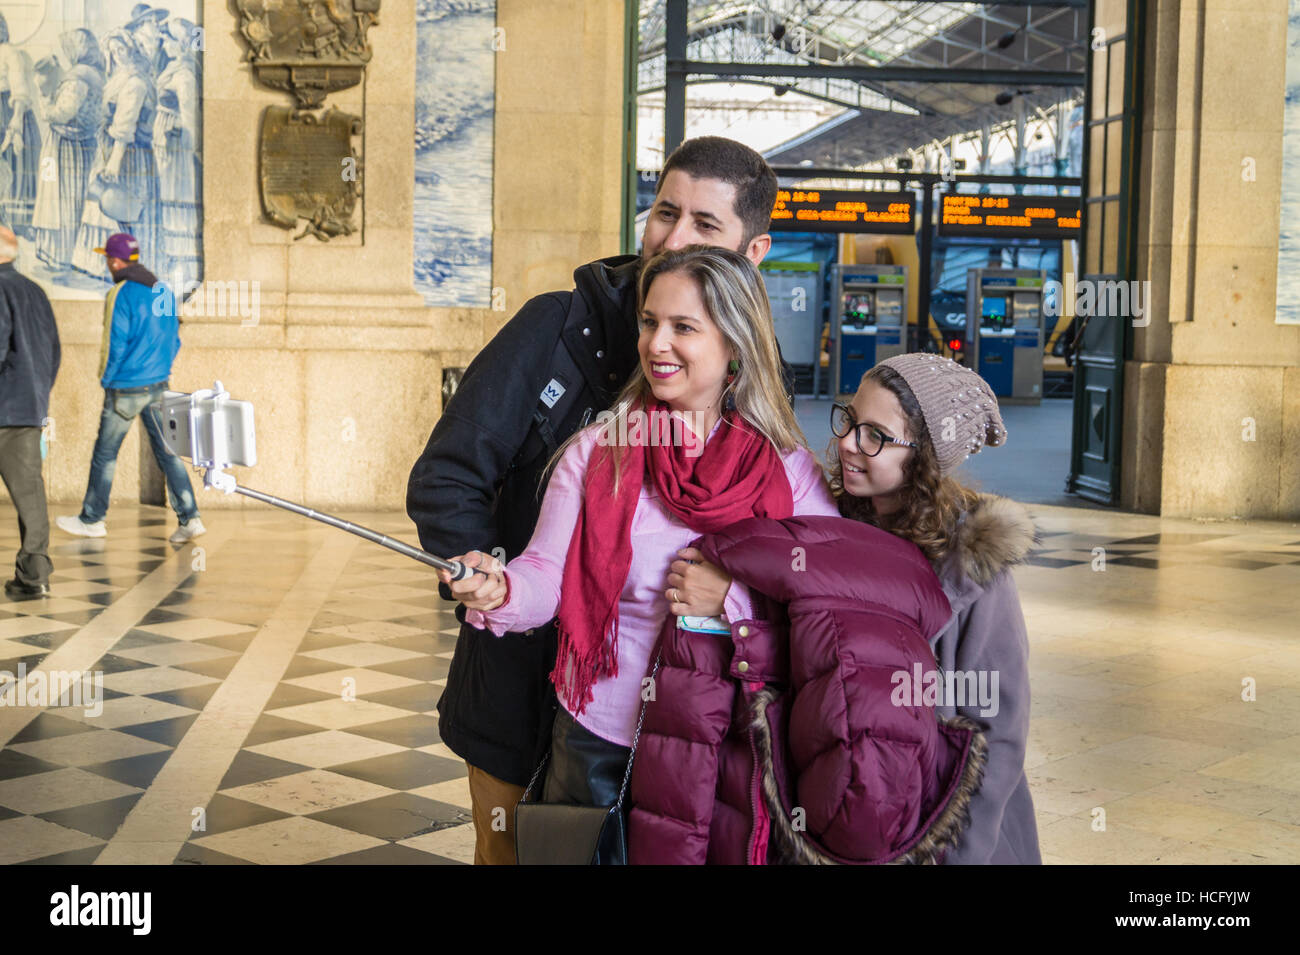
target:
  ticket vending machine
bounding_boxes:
[964,268,1045,402]
[830,264,908,396]
[759,261,823,395]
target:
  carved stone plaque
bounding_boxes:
[237,0,382,109]
[259,106,362,240]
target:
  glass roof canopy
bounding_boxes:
[636,1,1087,170]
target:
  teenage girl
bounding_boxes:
[829,353,1041,864]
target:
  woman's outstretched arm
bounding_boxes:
[444,428,600,635]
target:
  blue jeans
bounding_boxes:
[80,382,200,525]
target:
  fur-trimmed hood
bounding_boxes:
[943,494,1037,590]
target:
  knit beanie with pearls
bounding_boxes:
[874,353,1008,475]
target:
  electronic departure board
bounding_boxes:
[939,193,1081,239]
[769,189,915,235]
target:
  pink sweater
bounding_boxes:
[468,420,838,746]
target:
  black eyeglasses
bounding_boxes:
[830,402,918,457]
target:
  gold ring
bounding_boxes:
[672,589,680,604]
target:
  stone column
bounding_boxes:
[1123,0,1300,518]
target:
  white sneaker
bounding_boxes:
[56,515,106,538]
[169,518,206,544]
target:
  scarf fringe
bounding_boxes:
[553,406,791,717]
[552,608,622,715]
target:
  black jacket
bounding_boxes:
[407,254,642,784]
[0,262,61,427]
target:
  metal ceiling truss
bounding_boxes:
[639,1,1086,164]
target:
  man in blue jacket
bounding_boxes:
[0,227,60,598]
[56,232,204,544]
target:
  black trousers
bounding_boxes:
[542,707,631,809]
[0,427,51,586]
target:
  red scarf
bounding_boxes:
[552,401,794,714]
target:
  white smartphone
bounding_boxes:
[155,389,257,468]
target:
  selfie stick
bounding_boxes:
[177,383,482,582]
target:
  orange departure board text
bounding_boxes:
[939,193,1082,239]
[769,189,915,234]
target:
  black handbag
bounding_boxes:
[515,655,660,865]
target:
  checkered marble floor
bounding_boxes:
[0,505,472,865]
[0,501,1298,864]
[1017,507,1300,864]
[1026,530,1300,571]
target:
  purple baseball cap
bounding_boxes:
[93,233,140,261]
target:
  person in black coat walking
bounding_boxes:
[406,136,780,864]
[0,226,60,598]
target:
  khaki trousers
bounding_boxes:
[467,764,526,865]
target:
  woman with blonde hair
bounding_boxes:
[441,245,838,853]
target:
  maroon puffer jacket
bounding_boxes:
[627,516,986,864]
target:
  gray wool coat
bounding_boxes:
[929,494,1042,864]
[0,262,60,427]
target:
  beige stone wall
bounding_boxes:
[491,0,627,341]
[1124,0,1300,518]
[32,0,625,518]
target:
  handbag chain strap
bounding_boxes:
[521,742,551,802]
[522,650,665,808]
[613,650,662,812]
